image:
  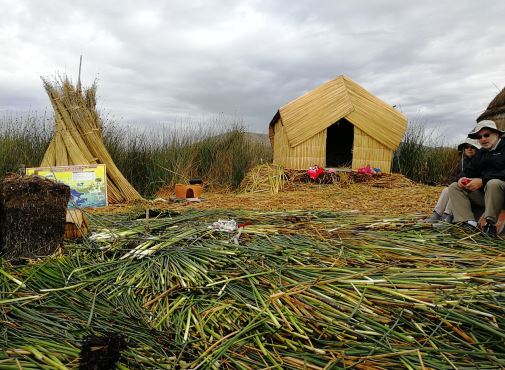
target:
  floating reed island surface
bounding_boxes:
[1,209,505,369]
[148,170,439,216]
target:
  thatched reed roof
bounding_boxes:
[477,86,505,122]
[41,76,142,204]
[269,76,407,150]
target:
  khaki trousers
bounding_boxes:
[434,187,452,215]
[448,179,505,223]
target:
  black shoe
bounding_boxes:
[482,222,497,238]
[424,211,442,224]
[441,213,453,224]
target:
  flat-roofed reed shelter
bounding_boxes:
[268,76,407,172]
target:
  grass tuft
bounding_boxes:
[393,122,459,185]
[0,111,53,174]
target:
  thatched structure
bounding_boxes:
[0,174,70,259]
[268,76,407,172]
[477,86,505,130]
[41,77,142,204]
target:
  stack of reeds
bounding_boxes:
[353,172,415,188]
[40,77,142,203]
[239,163,285,194]
[262,167,414,190]
[1,209,505,368]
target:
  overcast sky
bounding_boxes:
[1,1,504,142]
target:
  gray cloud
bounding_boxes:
[1,0,504,142]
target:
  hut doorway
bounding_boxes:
[326,119,353,167]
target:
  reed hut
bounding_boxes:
[268,76,407,172]
[477,86,505,130]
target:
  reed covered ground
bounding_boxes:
[1,208,504,369]
[1,162,503,369]
[105,179,439,217]
[1,167,502,369]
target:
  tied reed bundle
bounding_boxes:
[40,76,142,203]
[239,164,285,194]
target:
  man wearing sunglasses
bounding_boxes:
[448,120,505,237]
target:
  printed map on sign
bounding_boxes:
[26,164,108,208]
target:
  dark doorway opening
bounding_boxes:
[326,119,353,167]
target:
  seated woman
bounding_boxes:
[424,138,480,223]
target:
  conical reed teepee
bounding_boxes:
[41,76,142,204]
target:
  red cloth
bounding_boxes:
[357,165,374,174]
[307,165,324,180]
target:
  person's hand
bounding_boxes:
[465,178,483,191]
[458,177,469,188]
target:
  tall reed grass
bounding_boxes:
[103,122,272,195]
[0,112,53,174]
[392,122,460,185]
[0,112,271,196]
[0,112,460,194]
